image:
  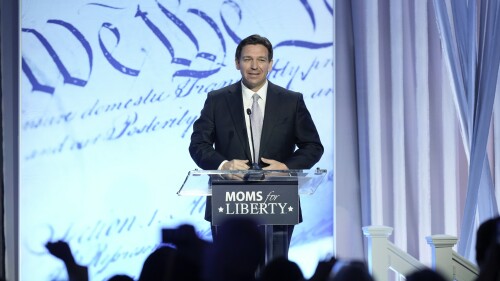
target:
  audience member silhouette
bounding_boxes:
[138,225,208,281]
[257,256,304,281]
[405,268,447,281]
[328,260,373,281]
[137,245,180,281]
[45,240,88,281]
[474,216,500,281]
[162,223,208,275]
[43,215,500,281]
[107,274,134,281]
[307,256,337,281]
[45,220,343,281]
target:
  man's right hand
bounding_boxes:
[221,159,250,170]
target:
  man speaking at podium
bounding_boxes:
[189,34,323,255]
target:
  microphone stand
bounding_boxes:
[247,108,262,170]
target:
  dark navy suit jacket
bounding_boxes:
[189,80,324,221]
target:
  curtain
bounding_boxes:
[433,0,500,259]
[336,0,499,264]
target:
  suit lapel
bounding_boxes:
[224,82,252,160]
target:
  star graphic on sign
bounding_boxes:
[288,206,294,212]
[218,207,224,212]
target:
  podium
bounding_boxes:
[177,168,327,263]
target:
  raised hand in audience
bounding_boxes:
[45,240,88,281]
[308,256,337,281]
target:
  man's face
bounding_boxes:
[235,44,273,92]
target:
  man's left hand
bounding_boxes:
[261,157,288,170]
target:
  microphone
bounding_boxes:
[246,108,261,170]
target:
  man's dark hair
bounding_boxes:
[235,34,273,61]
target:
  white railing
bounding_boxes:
[362,226,425,281]
[363,226,479,281]
[426,235,479,281]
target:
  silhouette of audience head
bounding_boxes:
[162,223,208,272]
[405,268,447,281]
[475,216,500,268]
[139,224,209,281]
[137,245,178,281]
[137,244,205,281]
[330,260,373,281]
[258,256,304,281]
[108,274,134,281]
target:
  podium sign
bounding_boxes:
[211,182,299,226]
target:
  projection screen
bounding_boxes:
[18,0,335,279]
